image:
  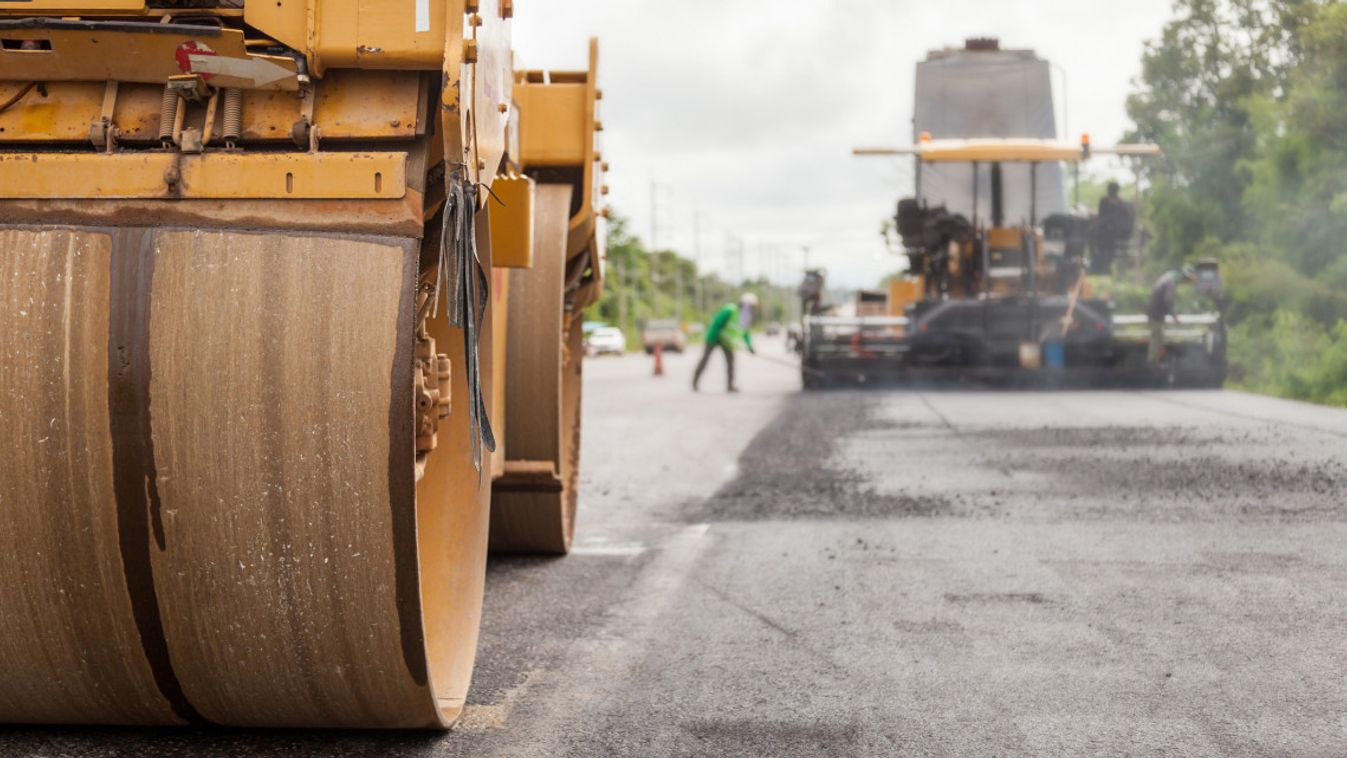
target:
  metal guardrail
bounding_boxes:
[803,312,1220,344]
[807,312,1220,329]
[1112,312,1221,326]
[805,315,910,328]
[1112,312,1222,344]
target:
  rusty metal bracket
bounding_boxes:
[292,84,318,151]
[414,331,452,457]
[198,88,220,150]
[88,80,120,153]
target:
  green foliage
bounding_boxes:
[1088,275,1151,313]
[1229,310,1347,405]
[1070,170,1122,213]
[585,212,797,349]
[1130,0,1347,406]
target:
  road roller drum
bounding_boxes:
[0,223,495,728]
[0,0,605,730]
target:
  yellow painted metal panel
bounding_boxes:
[919,140,1085,163]
[242,0,308,55]
[181,152,406,199]
[313,0,451,72]
[0,0,144,11]
[912,139,1086,163]
[516,84,586,166]
[315,0,361,71]
[517,40,601,266]
[987,228,1023,250]
[0,82,102,141]
[0,25,299,91]
[857,140,1160,162]
[888,278,923,317]
[112,84,169,141]
[0,153,169,197]
[490,265,510,477]
[313,70,422,138]
[0,152,406,199]
[488,175,534,269]
[0,76,420,144]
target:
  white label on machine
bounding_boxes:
[415,0,429,33]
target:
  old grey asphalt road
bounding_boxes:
[4,341,1345,756]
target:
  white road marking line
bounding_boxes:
[570,543,647,557]
[720,461,739,482]
[455,523,712,743]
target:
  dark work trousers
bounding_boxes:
[692,341,735,390]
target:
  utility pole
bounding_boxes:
[649,178,658,324]
[674,254,683,323]
[760,242,780,322]
[729,235,744,285]
[625,244,636,338]
[649,178,659,260]
[692,209,703,317]
[617,254,628,337]
[727,234,738,288]
[672,204,683,323]
[649,178,673,317]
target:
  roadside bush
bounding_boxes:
[1229,310,1347,407]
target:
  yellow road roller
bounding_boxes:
[490,40,605,554]
[0,0,601,729]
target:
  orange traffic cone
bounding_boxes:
[653,342,665,377]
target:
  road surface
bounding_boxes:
[5,340,1345,756]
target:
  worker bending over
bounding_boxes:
[693,293,757,392]
[1147,264,1197,365]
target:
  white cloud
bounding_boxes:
[514,0,1173,288]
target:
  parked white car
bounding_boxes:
[586,326,627,356]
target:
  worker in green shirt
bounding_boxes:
[693,293,757,392]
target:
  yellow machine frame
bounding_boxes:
[0,0,514,206]
[513,36,607,305]
[854,137,1162,163]
[856,136,1159,304]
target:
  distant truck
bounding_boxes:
[642,318,687,353]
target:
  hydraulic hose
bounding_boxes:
[0,82,37,115]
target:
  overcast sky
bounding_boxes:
[515,1,1176,288]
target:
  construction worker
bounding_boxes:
[798,269,825,317]
[1091,181,1134,274]
[693,293,757,392]
[1147,264,1198,365]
